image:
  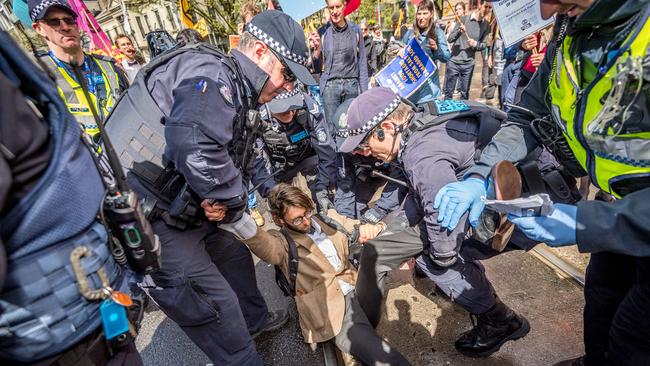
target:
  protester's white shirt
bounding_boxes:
[308,221,355,296]
[121,58,147,83]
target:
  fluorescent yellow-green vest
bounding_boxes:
[40,53,120,138]
[548,10,650,198]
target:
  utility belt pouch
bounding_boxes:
[169,183,201,224]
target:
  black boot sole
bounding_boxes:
[458,316,531,358]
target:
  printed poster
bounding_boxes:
[492,0,555,47]
[375,38,437,98]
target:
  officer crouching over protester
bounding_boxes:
[0,32,146,365]
[104,10,317,365]
[219,183,411,365]
[435,1,650,365]
[338,87,530,358]
[251,87,337,210]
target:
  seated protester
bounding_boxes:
[219,183,411,366]
[251,88,337,212]
[401,0,451,104]
[338,87,530,358]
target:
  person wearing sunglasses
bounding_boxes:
[29,0,128,141]
[219,183,410,365]
[337,87,531,359]
[435,1,650,365]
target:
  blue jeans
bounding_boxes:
[501,59,522,111]
[322,78,360,136]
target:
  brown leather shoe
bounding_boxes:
[489,161,522,251]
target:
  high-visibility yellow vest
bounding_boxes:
[548,8,650,198]
[39,53,121,138]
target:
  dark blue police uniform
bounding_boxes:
[252,89,337,198]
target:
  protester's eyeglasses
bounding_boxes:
[290,210,313,226]
[40,17,77,27]
[269,48,297,83]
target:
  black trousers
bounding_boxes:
[583,252,650,366]
[146,221,267,365]
[443,61,475,100]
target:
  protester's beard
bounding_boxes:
[285,221,311,234]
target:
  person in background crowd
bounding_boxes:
[115,33,148,83]
[220,184,412,365]
[500,33,538,110]
[401,0,451,104]
[443,1,490,100]
[30,0,128,140]
[238,2,261,35]
[477,11,497,103]
[361,19,381,76]
[312,0,369,135]
[488,26,506,108]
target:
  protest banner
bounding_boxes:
[278,0,325,22]
[492,0,554,47]
[375,38,437,98]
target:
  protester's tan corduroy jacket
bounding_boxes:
[242,210,358,343]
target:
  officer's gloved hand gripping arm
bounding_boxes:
[434,37,557,230]
[163,76,246,223]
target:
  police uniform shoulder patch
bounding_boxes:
[316,128,328,143]
[218,81,234,106]
[434,100,470,115]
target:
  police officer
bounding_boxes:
[253,88,337,208]
[435,1,650,365]
[0,32,141,365]
[338,87,530,358]
[332,99,406,223]
[105,10,316,365]
[29,0,128,140]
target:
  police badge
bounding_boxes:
[219,83,234,106]
[316,129,328,143]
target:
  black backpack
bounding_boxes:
[275,227,299,297]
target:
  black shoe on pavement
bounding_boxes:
[252,309,289,339]
[553,356,585,366]
[454,300,530,358]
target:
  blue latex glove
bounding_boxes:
[508,203,578,246]
[434,177,487,230]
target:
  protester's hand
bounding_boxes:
[459,24,466,33]
[508,204,577,246]
[358,222,386,244]
[434,177,487,230]
[488,55,493,68]
[201,200,228,222]
[428,37,438,51]
[467,38,477,48]
[398,48,406,59]
[529,52,545,69]
[521,34,538,51]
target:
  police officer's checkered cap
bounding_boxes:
[336,97,401,138]
[29,0,76,21]
[246,22,307,65]
[274,88,301,100]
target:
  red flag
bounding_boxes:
[409,0,422,6]
[268,0,275,10]
[344,0,361,16]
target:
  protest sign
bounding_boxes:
[375,38,437,98]
[278,0,325,22]
[492,0,554,47]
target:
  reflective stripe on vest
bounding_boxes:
[548,9,650,197]
[40,54,120,138]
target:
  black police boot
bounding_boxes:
[553,356,585,366]
[252,309,289,339]
[454,299,530,358]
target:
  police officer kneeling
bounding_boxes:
[338,87,530,358]
[104,10,317,365]
[0,33,143,364]
[253,88,337,209]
